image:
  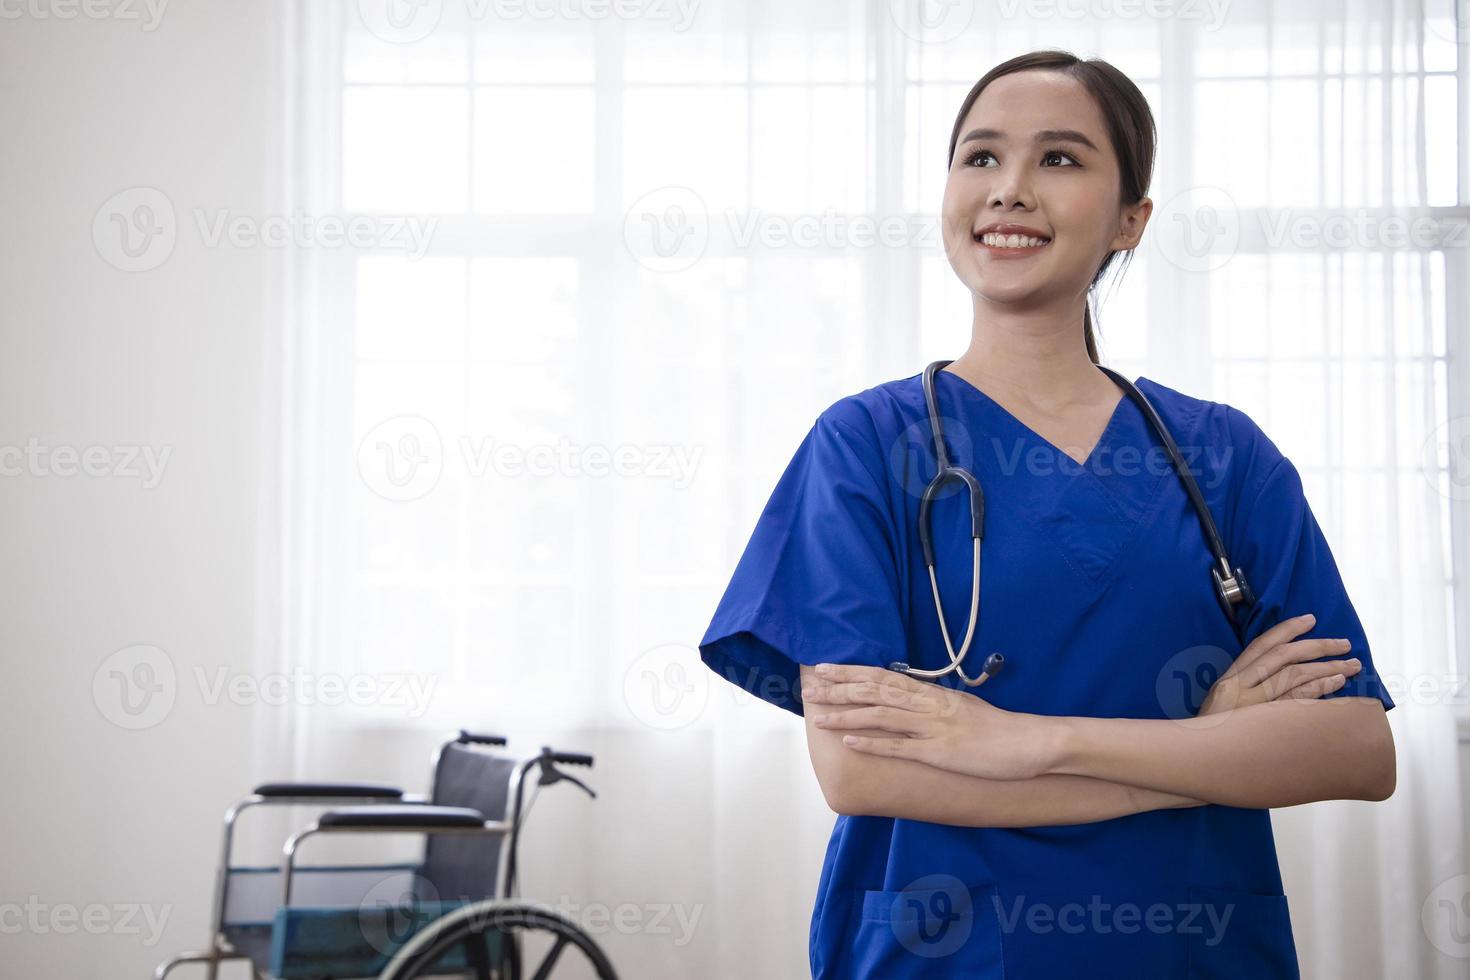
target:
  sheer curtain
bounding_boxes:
[263,0,1465,975]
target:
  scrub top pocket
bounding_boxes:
[847,880,1006,978]
[1184,884,1299,979]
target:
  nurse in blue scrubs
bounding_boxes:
[698,51,1396,979]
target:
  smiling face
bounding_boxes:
[941,70,1151,312]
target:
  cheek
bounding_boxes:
[939,179,981,246]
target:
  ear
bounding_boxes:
[1111,196,1153,251]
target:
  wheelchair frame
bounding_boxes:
[153,731,570,980]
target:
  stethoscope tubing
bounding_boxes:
[891,359,1255,687]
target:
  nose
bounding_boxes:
[987,164,1034,211]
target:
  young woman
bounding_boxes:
[698,50,1396,978]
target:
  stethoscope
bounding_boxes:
[888,359,1257,687]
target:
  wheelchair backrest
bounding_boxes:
[420,741,518,902]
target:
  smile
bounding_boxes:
[974,232,1051,249]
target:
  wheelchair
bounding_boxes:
[154,730,619,980]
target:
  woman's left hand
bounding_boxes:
[801,662,1060,780]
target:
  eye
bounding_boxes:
[961,147,1080,168]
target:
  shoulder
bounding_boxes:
[1132,375,1288,496]
[811,371,926,456]
[1131,376,1302,560]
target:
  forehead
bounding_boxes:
[960,71,1108,146]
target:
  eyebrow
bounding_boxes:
[957,127,1100,153]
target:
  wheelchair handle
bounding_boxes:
[457,729,508,746]
[535,746,597,798]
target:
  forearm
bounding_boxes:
[807,708,1203,827]
[1048,696,1395,808]
[840,742,1204,827]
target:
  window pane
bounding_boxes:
[624,86,749,211]
[356,257,467,362]
[344,88,469,212]
[473,86,596,214]
[751,84,869,213]
[474,26,595,83]
[467,258,580,363]
[343,2,470,83]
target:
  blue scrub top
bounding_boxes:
[699,368,1394,979]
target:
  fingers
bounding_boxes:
[1280,673,1349,700]
[802,664,943,709]
[1240,638,1356,690]
[837,734,924,760]
[1224,613,1318,679]
[811,705,928,736]
[1259,657,1361,700]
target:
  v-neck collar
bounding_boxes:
[937,365,1139,472]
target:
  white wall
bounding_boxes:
[0,2,275,975]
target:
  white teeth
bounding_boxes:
[977,233,1049,248]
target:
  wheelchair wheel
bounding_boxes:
[379,899,618,980]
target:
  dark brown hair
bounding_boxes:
[947,50,1156,364]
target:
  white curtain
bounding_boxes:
[264,0,1467,975]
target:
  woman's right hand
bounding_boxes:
[1197,613,1361,717]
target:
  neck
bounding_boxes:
[948,301,1106,409]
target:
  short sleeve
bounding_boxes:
[698,412,909,717]
[1229,426,1395,712]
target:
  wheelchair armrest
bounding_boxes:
[457,729,508,747]
[317,805,486,829]
[253,782,404,800]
